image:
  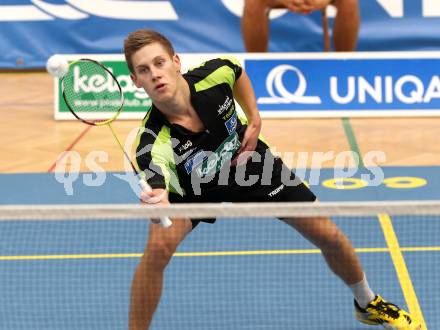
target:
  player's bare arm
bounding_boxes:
[232,70,262,165]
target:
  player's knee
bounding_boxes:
[145,240,176,270]
[295,217,347,251]
[315,226,346,252]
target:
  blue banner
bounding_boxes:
[244,56,440,115]
[1,1,440,68]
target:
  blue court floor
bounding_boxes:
[0,166,439,329]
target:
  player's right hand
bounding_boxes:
[140,188,167,205]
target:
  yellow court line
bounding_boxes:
[176,249,320,257]
[0,253,142,261]
[401,246,440,252]
[2,246,439,261]
[0,248,378,260]
[175,247,390,257]
[377,214,427,330]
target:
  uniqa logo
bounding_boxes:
[330,75,440,104]
[257,65,322,105]
[72,66,147,99]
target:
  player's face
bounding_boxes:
[130,42,181,103]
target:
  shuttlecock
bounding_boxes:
[46,54,69,78]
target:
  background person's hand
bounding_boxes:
[276,0,331,14]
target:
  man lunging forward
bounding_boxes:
[124,29,421,330]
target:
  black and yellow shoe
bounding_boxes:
[354,295,422,330]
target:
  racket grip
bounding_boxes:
[139,179,172,228]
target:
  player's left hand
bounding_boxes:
[140,188,169,224]
[140,187,167,205]
[232,120,261,166]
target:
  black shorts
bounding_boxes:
[169,154,316,228]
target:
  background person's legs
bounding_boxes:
[242,0,274,52]
[332,0,360,51]
[242,0,360,52]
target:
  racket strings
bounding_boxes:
[62,60,123,125]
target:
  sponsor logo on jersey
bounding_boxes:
[268,184,285,197]
[196,132,240,177]
[224,111,237,135]
[184,150,206,174]
[178,140,193,153]
[218,96,233,115]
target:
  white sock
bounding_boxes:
[349,273,376,309]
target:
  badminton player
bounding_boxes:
[124,29,421,330]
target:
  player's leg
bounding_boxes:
[281,215,364,285]
[255,148,420,328]
[246,149,364,285]
[282,215,422,329]
[332,0,360,51]
[129,218,193,330]
[241,0,275,52]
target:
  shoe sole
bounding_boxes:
[356,313,423,330]
[356,318,380,326]
[355,312,381,325]
[383,326,422,330]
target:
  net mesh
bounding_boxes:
[0,201,438,330]
[62,60,123,114]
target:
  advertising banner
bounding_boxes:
[244,52,440,117]
[54,54,231,120]
[55,52,440,119]
[2,1,440,68]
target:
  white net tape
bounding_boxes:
[1,200,440,221]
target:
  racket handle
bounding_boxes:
[139,179,172,228]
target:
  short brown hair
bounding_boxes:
[124,29,175,73]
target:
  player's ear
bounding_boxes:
[173,54,181,72]
[130,73,141,88]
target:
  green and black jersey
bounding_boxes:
[135,57,246,195]
[135,57,315,204]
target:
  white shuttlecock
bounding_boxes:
[46,55,69,78]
